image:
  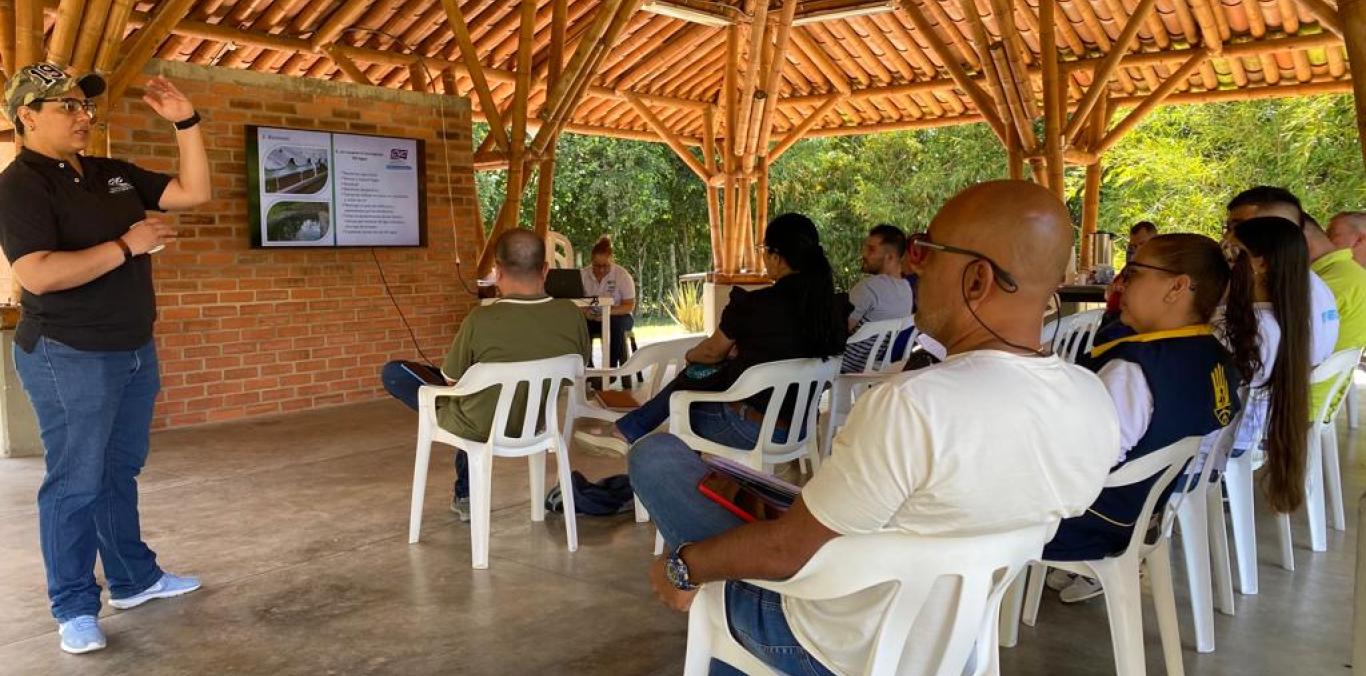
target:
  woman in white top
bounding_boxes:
[580,236,636,369]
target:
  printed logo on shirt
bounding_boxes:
[1210,363,1233,426]
[107,176,134,194]
[1323,308,1340,322]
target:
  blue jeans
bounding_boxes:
[629,435,831,676]
[617,373,791,447]
[14,337,165,622]
[380,361,468,499]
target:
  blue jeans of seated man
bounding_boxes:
[14,337,166,622]
[629,434,832,676]
[380,361,468,499]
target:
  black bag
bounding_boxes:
[545,471,636,516]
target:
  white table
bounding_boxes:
[480,296,614,372]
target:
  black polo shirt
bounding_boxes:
[0,148,171,352]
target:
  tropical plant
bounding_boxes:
[664,281,705,333]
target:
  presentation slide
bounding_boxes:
[247,126,426,248]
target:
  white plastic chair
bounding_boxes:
[407,354,583,570]
[821,318,912,461]
[1217,388,1272,587]
[1276,347,1364,555]
[1172,409,1241,653]
[546,230,574,268]
[685,525,1051,676]
[1019,436,1202,676]
[1041,308,1105,363]
[669,357,838,473]
[572,334,702,524]
[1346,365,1359,429]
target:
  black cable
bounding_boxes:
[372,249,439,370]
[960,263,1050,357]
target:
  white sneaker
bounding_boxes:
[1059,576,1105,604]
[1045,569,1076,592]
[58,615,105,654]
[573,430,629,457]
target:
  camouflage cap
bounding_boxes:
[3,62,106,124]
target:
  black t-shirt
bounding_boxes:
[717,274,842,419]
[0,148,171,351]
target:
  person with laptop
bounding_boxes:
[580,236,637,370]
[380,229,590,520]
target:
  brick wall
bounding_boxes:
[107,61,478,429]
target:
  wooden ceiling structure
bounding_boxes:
[4,0,1364,275]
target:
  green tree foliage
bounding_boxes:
[473,95,1363,320]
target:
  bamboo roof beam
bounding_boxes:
[46,0,84,66]
[895,0,1009,142]
[734,0,771,160]
[0,0,13,79]
[990,44,1037,151]
[807,22,877,86]
[642,0,743,25]
[1063,0,1159,143]
[441,0,511,152]
[1092,46,1207,153]
[626,93,710,178]
[768,95,840,162]
[1040,0,1064,195]
[867,12,940,79]
[1343,0,1365,168]
[321,42,375,85]
[826,19,896,84]
[13,0,40,68]
[108,0,197,101]
[922,0,983,68]
[94,0,135,73]
[539,0,630,134]
[754,0,800,162]
[1297,0,1343,37]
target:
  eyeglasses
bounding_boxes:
[1122,260,1181,277]
[910,236,1019,292]
[34,97,97,119]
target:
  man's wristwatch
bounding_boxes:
[665,543,698,591]
[173,111,201,130]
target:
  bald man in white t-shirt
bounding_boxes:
[629,181,1120,676]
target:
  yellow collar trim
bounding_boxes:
[1089,324,1215,359]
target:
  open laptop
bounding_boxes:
[546,268,588,299]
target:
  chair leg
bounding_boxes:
[1091,560,1147,676]
[1347,379,1359,430]
[554,442,578,553]
[1306,429,1328,552]
[1207,486,1235,616]
[999,571,1026,648]
[1322,424,1345,532]
[1021,562,1047,627]
[633,495,650,523]
[407,429,434,545]
[1224,456,1260,592]
[683,585,722,676]
[1276,513,1295,571]
[653,529,665,556]
[529,452,547,523]
[1176,492,1215,653]
[470,451,494,570]
[1147,542,1187,675]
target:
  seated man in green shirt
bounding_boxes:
[381,229,590,519]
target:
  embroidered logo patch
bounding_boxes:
[107,176,133,194]
[1211,363,1233,426]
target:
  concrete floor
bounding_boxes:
[0,389,1360,675]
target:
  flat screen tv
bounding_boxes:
[246,125,427,248]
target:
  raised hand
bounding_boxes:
[141,76,195,124]
[121,217,178,255]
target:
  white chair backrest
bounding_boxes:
[1105,436,1203,557]
[884,316,920,372]
[624,334,704,399]
[671,357,839,466]
[846,317,908,374]
[764,525,1050,675]
[1042,308,1105,363]
[546,231,574,269]
[1311,347,1365,422]
[430,354,584,451]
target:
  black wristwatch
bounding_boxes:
[173,111,201,130]
[665,543,698,591]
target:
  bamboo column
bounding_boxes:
[46,0,85,66]
[13,0,39,68]
[702,105,722,271]
[721,24,740,275]
[476,0,536,276]
[0,0,15,79]
[534,0,569,239]
[1342,0,1366,169]
[1040,0,1065,196]
[1079,96,1108,271]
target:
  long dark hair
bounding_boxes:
[764,213,845,358]
[1229,217,1310,513]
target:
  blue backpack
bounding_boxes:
[545,471,635,516]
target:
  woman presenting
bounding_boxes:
[0,64,210,654]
